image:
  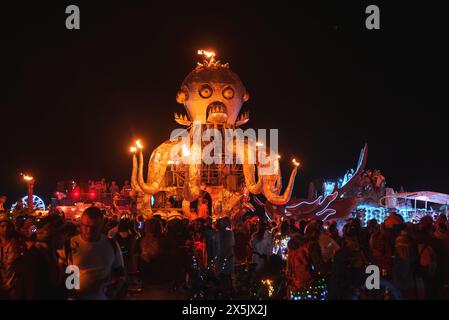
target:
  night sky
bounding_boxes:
[1,1,446,206]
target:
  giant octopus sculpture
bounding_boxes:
[130,51,299,218]
[255,144,369,221]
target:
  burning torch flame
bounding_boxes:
[182,144,191,157]
[197,49,215,59]
[135,140,143,149]
[130,146,137,153]
[22,174,34,182]
[292,158,300,167]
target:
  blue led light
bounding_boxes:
[324,181,336,198]
[356,204,439,226]
[11,195,46,211]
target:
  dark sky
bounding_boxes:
[1,1,446,206]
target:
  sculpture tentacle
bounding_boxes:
[235,142,263,194]
[182,163,202,201]
[131,153,152,215]
[137,141,173,194]
[182,141,202,201]
[242,163,263,194]
[131,153,143,193]
[262,166,298,205]
[273,165,282,195]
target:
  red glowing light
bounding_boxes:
[72,188,81,199]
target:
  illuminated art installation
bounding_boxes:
[356,191,449,226]
[125,51,442,224]
[11,195,46,211]
[323,181,336,198]
[355,205,440,226]
[130,51,299,218]
[256,144,369,221]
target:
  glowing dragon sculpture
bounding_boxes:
[255,144,369,221]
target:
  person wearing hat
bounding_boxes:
[0,214,22,299]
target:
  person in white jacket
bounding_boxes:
[250,222,273,272]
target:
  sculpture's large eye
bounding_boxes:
[199,84,213,98]
[222,86,235,100]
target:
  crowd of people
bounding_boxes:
[1,199,449,300]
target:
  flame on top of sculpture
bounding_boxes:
[175,49,250,126]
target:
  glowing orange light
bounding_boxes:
[197,49,215,59]
[130,146,137,153]
[22,174,34,182]
[292,158,300,167]
[135,140,143,149]
[261,279,274,297]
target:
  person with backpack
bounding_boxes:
[139,219,163,265]
[61,207,126,300]
[317,221,340,268]
[286,233,328,300]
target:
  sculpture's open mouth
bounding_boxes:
[206,101,228,123]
